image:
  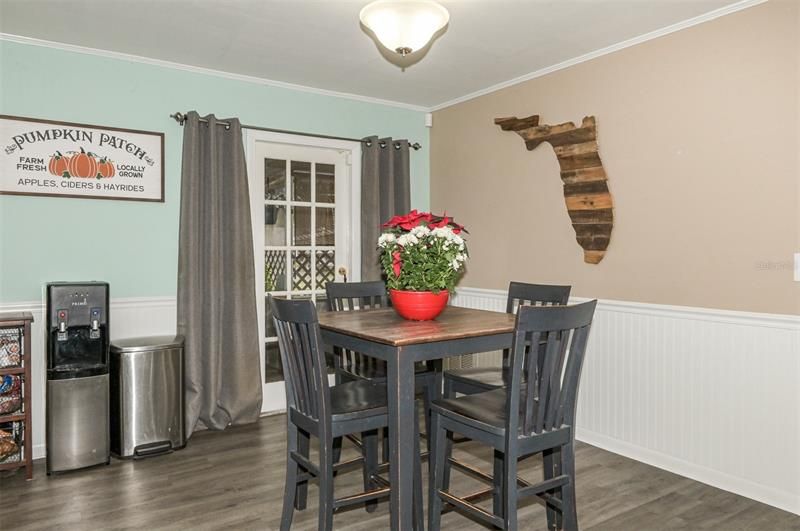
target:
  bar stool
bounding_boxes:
[442,282,572,510]
[270,295,423,531]
[429,300,598,531]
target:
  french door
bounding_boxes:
[247,132,361,413]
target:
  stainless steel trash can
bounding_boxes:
[110,335,185,458]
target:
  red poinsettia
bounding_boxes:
[382,209,466,234]
[382,209,431,231]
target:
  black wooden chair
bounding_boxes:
[441,282,572,508]
[428,300,598,531]
[326,281,440,455]
[443,281,572,398]
[270,295,423,531]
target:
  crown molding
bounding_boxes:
[0,0,767,114]
[428,0,768,112]
[0,33,428,113]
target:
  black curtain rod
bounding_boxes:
[169,112,422,151]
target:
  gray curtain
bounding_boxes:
[361,136,411,280]
[178,111,262,436]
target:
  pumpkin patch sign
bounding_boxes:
[0,115,164,202]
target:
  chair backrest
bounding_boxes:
[506,281,572,313]
[325,281,389,376]
[505,300,597,437]
[269,295,330,423]
[501,282,572,368]
[326,281,389,311]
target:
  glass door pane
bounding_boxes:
[261,148,346,384]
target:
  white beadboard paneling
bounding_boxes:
[0,297,177,460]
[451,287,800,516]
[449,287,507,368]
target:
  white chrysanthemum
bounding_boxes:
[432,227,454,239]
[411,225,430,237]
[456,253,466,262]
[451,259,460,270]
[378,233,396,248]
[397,233,419,247]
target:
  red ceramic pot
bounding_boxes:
[389,289,449,321]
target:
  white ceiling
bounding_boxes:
[0,0,754,109]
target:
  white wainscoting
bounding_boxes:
[1,297,178,460]
[5,291,799,515]
[451,287,800,516]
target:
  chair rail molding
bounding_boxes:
[451,286,800,516]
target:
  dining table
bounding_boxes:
[318,305,516,531]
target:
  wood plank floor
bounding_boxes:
[2,415,798,530]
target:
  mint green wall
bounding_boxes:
[0,41,429,302]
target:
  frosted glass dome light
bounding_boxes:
[359,0,450,56]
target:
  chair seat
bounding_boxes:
[432,388,513,430]
[331,380,387,421]
[443,366,510,389]
[433,387,572,439]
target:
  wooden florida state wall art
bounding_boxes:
[494,115,613,264]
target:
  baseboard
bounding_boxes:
[32,443,46,461]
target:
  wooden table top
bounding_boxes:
[317,306,515,347]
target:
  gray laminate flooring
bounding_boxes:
[2,414,798,530]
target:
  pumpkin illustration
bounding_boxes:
[68,148,98,178]
[48,151,70,177]
[96,157,115,178]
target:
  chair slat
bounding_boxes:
[556,325,591,428]
[534,331,561,434]
[545,330,572,430]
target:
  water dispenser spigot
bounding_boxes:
[90,308,101,339]
[57,309,68,341]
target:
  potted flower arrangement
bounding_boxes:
[378,210,468,320]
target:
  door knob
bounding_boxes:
[338,266,348,283]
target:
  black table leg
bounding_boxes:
[387,347,417,531]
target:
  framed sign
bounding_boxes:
[0,115,164,202]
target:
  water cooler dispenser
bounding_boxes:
[46,282,110,473]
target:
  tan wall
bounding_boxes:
[431,0,799,315]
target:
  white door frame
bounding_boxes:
[245,130,362,414]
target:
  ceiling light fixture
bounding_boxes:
[359,0,449,57]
